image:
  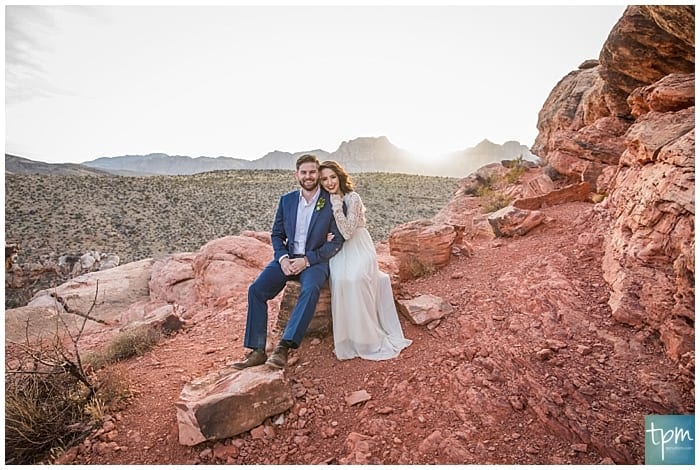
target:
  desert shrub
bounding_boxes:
[6,323,148,464]
[481,192,513,213]
[475,174,495,193]
[5,370,93,464]
[86,326,161,369]
[92,367,133,412]
[475,183,494,199]
[499,155,528,185]
[591,193,607,203]
[543,164,562,181]
[402,255,437,278]
[504,162,527,185]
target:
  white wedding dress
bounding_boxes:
[329,191,412,360]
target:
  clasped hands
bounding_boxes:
[281,256,308,276]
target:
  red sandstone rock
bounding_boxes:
[628,73,695,117]
[514,182,592,211]
[487,206,546,238]
[149,252,197,309]
[388,219,455,280]
[176,366,293,446]
[193,235,272,306]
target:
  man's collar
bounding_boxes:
[299,186,321,204]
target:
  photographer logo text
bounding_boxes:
[645,415,694,465]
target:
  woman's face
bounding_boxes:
[320,168,341,195]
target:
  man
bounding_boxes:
[232,154,344,370]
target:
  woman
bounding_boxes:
[319,160,412,361]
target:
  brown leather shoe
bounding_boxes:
[230,349,267,370]
[265,345,289,369]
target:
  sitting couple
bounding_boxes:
[232,154,411,370]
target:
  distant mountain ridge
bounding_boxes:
[82,150,332,176]
[7,137,538,177]
[4,154,113,176]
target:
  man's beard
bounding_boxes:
[299,178,318,191]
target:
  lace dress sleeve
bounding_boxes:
[331,191,365,240]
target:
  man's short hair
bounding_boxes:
[296,154,320,170]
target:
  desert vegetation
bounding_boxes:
[472,156,529,213]
[5,170,459,267]
[6,305,164,465]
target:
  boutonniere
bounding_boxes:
[315,197,326,212]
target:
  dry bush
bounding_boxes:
[85,326,161,369]
[481,191,513,213]
[5,369,93,464]
[4,285,144,464]
[401,254,438,279]
[5,364,133,464]
[471,166,519,213]
[503,159,527,185]
[93,367,133,412]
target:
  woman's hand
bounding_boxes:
[326,232,335,241]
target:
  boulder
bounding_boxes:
[4,306,67,344]
[22,259,154,334]
[375,242,400,287]
[487,206,546,237]
[99,254,120,270]
[193,235,272,306]
[522,174,555,199]
[514,182,592,211]
[389,219,456,280]
[120,303,185,334]
[396,294,453,325]
[149,252,198,309]
[6,258,155,347]
[176,366,294,446]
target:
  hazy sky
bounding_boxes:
[5,3,628,164]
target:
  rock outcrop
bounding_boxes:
[149,253,198,310]
[513,182,592,211]
[176,366,294,446]
[5,258,155,343]
[388,219,456,280]
[532,5,695,363]
[5,248,122,309]
[4,232,274,347]
[193,235,272,307]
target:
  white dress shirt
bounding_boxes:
[292,187,320,256]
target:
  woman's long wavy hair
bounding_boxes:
[319,160,355,194]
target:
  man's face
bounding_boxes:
[295,162,319,191]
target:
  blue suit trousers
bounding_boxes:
[243,260,328,350]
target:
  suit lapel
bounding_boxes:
[288,192,299,246]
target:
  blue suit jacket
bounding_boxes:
[271,188,344,266]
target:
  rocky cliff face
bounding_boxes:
[532,5,694,363]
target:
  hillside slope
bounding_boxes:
[60,198,693,465]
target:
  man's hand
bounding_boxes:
[282,257,308,276]
[280,257,295,276]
